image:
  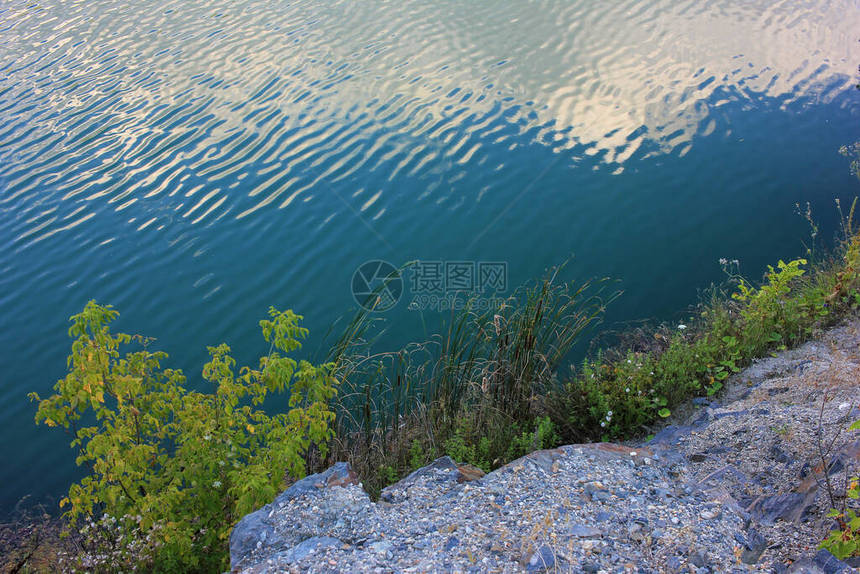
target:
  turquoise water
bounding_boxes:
[1,0,859,514]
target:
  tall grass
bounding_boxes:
[326,267,616,496]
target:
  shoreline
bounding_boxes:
[231,312,860,572]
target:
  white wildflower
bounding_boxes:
[212,481,222,488]
[677,324,687,330]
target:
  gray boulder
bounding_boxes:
[786,549,851,573]
[229,462,359,571]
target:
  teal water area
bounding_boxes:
[0,0,858,514]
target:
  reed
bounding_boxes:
[327,266,616,496]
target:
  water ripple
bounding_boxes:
[0,0,858,514]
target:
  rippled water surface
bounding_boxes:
[1,0,859,513]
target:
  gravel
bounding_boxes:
[231,315,860,573]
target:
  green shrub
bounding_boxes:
[733,258,808,354]
[377,464,398,485]
[408,439,425,471]
[444,431,490,472]
[821,487,860,560]
[505,417,559,461]
[29,301,338,572]
[441,416,558,472]
[546,252,850,442]
[821,418,860,560]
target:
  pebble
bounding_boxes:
[689,549,709,567]
[525,545,556,572]
[699,508,722,520]
[570,525,603,538]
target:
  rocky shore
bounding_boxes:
[229,316,860,573]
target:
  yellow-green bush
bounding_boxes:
[30,301,338,572]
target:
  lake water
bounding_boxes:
[1,0,858,515]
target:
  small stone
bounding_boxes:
[628,522,648,542]
[689,549,709,568]
[368,540,393,555]
[275,537,343,564]
[595,511,615,523]
[653,487,673,500]
[770,443,793,464]
[811,548,851,573]
[526,545,556,572]
[570,525,604,538]
[737,528,768,565]
[748,493,812,525]
[584,481,604,493]
[593,490,612,502]
[699,508,722,520]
